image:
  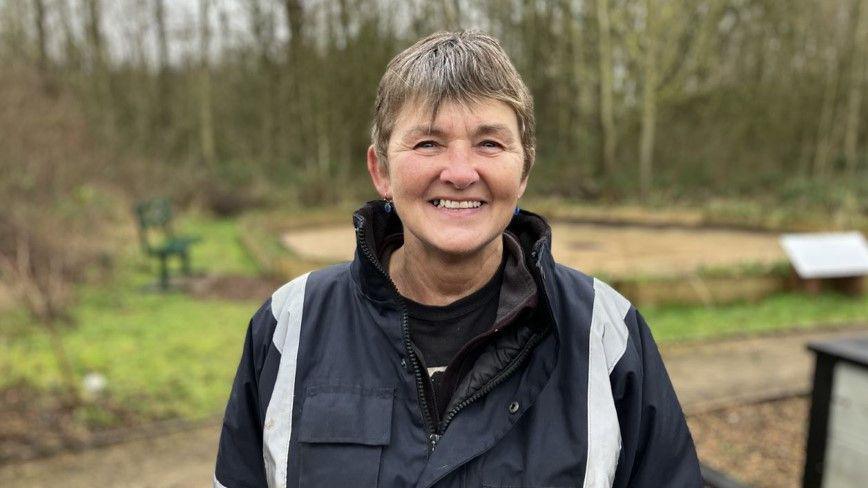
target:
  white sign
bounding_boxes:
[779,232,868,279]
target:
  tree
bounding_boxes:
[199,0,217,170]
[639,0,657,201]
[845,0,868,173]
[153,0,172,130]
[595,0,617,182]
[813,1,851,177]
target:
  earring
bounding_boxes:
[514,207,520,216]
[384,198,393,214]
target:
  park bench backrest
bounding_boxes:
[134,198,177,254]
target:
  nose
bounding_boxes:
[439,144,479,189]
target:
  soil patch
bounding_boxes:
[661,327,868,415]
[184,274,285,301]
[689,397,808,488]
[0,386,139,464]
[281,222,785,279]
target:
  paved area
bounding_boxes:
[1,326,866,487]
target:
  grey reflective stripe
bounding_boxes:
[263,273,310,488]
[583,278,631,488]
[212,473,229,488]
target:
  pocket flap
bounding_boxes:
[297,385,394,446]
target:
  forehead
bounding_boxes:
[392,97,519,137]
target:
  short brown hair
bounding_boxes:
[371,31,536,177]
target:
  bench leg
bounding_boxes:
[159,256,170,290]
[181,251,192,276]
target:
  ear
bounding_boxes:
[366,145,391,199]
[517,170,529,200]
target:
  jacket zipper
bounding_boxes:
[356,215,552,455]
[355,217,439,454]
[434,250,552,444]
[435,328,546,440]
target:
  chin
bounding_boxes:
[423,232,500,258]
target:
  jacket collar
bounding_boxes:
[350,200,553,305]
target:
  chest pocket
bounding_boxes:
[297,385,394,488]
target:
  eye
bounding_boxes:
[414,140,439,150]
[479,140,504,150]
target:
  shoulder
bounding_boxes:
[547,261,637,369]
[253,263,353,349]
[270,262,352,312]
[547,261,633,320]
[550,260,630,309]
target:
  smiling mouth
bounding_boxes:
[429,199,485,209]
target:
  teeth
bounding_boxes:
[433,199,482,209]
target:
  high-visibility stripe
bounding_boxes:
[212,473,229,488]
[583,278,631,488]
[263,273,310,488]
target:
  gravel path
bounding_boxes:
[2,326,865,487]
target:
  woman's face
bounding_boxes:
[367,98,528,259]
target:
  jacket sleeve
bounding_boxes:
[214,304,274,488]
[611,308,703,488]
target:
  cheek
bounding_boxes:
[484,167,525,199]
[390,160,433,197]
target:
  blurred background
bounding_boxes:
[0,0,867,487]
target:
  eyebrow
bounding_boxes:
[473,124,515,143]
[401,125,448,141]
[400,123,516,143]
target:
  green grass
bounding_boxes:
[0,214,262,424]
[1,212,866,429]
[644,292,868,343]
[0,291,258,422]
[176,213,260,276]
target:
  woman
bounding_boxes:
[214,31,702,488]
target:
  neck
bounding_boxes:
[389,238,503,306]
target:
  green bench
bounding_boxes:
[134,198,201,290]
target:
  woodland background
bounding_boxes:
[1,4,868,482]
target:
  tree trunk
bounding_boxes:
[198,0,216,170]
[56,0,80,70]
[248,0,279,168]
[154,0,171,130]
[639,0,657,201]
[85,0,104,70]
[596,0,617,181]
[33,0,48,75]
[845,0,868,173]
[84,0,111,134]
[283,0,304,167]
[813,2,850,177]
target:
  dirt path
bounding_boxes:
[664,326,868,414]
[2,326,866,487]
[281,222,785,278]
[0,424,220,487]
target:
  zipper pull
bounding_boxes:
[428,433,441,454]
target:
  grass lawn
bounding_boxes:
[0,214,261,425]
[1,211,867,428]
[644,291,868,343]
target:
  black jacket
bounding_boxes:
[214,202,702,487]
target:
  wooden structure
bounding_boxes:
[780,232,868,295]
[804,336,868,487]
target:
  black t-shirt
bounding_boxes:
[404,261,504,419]
[381,243,505,418]
[403,258,504,375]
